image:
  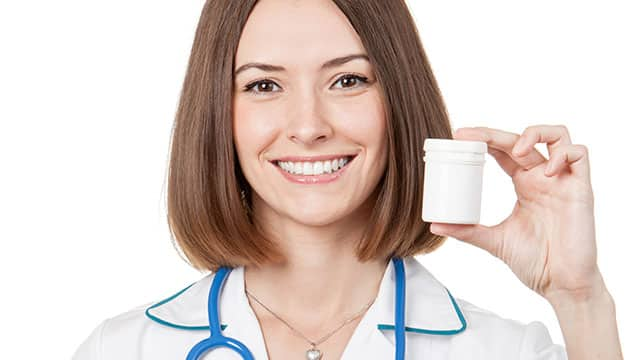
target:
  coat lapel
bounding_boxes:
[376,256,468,333]
[145,267,270,358]
[341,256,468,358]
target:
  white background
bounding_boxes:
[0,0,637,358]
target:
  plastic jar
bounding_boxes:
[422,138,488,224]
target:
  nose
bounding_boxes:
[285,93,333,146]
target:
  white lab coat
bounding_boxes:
[72,256,568,359]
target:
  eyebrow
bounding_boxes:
[234,53,370,77]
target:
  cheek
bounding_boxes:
[346,91,388,174]
[333,92,387,150]
[233,98,281,160]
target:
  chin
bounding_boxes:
[285,207,353,227]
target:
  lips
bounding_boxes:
[271,153,357,184]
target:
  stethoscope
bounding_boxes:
[186,256,407,360]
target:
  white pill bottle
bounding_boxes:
[422,138,488,224]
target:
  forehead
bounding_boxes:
[234,0,367,71]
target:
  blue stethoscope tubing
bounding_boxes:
[186,257,407,360]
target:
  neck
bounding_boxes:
[244,196,388,330]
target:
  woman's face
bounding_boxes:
[232,0,388,227]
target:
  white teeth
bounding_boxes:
[303,162,313,175]
[312,161,324,175]
[323,161,332,173]
[276,156,352,175]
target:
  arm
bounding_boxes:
[547,270,623,360]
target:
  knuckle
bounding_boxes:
[521,125,540,139]
[557,124,570,135]
[576,144,588,154]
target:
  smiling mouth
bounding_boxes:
[269,154,356,176]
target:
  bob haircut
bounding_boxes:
[167,0,453,272]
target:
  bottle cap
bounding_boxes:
[424,138,487,154]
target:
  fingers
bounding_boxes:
[454,126,547,172]
[430,222,503,259]
[454,124,591,180]
[486,146,519,177]
[545,144,591,178]
[512,125,572,160]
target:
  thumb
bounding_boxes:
[430,222,502,259]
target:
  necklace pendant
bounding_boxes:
[306,348,322,360]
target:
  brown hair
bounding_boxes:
[167,0,453,272]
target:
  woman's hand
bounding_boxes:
[429,125,605,304]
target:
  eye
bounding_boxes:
[243,78,282,96]
[331,73,369,90]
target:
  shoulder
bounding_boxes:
[72,275,213,360]
[72,302,155,360]
[448,297,567,359]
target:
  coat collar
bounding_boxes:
[145,256,467,353]
[374,256,467,334]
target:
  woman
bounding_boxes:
[73,0,623,359]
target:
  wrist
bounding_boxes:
[544,271,623,360]
[545,268,615,312]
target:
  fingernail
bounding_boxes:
[544,162,553,176]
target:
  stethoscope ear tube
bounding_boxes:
[186,266,255,360]
[392,257,406,360]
